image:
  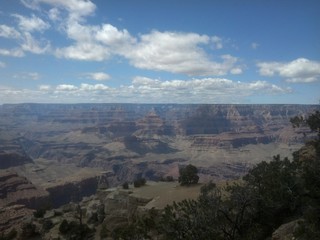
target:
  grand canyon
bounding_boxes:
[0,103,318,238]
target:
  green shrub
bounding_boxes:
[0,228,17,240]
[133,178,146,188]
[59,219,70,234]
[42,219,53,231]
[100,223,109,238]
[33,208,46,218]
[122,182,129,189]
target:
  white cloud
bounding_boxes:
[95,24,136,54]
[56,42,109,61]
[257,58,320,83]
[126,31,241,76]
[127,76,289,103]
[0,25,21,39]
[20,32,51,54]
[12,14,50,32]
[39,85,51,91]
[211,36,223,49]
[0,48,25,57]
[16,0,240,77]
[48,8,60,21]
[56,84,78,91]
[85,72,111,81]
[21,0,96,20]
[1,76,291,104]
[230,68,242,75]
[80,83,109,91]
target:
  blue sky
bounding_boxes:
[0,0,319,104]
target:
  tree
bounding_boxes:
[291,110,320,239]
[133,178,146,188]
[178,164,199,186]
[122,181,129,189]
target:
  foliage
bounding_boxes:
[59,219,93,239]
[160,175,175,182]
[0,229,17,240]
[42,219,53,231]
[20,222,39,239]
[178,164,199,186]
[133,178,146,188]
[122,181,129,189]
[33,208,46,218]
[306,110,320,136]
[59,219,70,234]
[100,223,109,238]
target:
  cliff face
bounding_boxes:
[0,171,50,209]
[0,103,318,187]
[45,176,100,208]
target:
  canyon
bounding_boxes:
[0,103,318,233]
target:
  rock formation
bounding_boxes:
[0,103,318,234]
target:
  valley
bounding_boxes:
[0,103,318,234]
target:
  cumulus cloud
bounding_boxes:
[56,42,109,61]
[56,84,78,91]
[80,83,109,91]
[0,14,50,56]
[12,14,50,32]
[1,77,291,104]
[20,32,51,54]
[48,8,61,21]
[95,24,136,54]
[0,48,25,57]
[0,25,21,39]
[39,85,51,91]
[126,31,241,76]
[21,0,96,20]
[3,0,241,77]
[131,76,289,101]
[85,72,111,81]
[257,58,320,83]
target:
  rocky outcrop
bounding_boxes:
[0,171,50,209]
[45,172,111,208]
[0,204,34,232]
[272,219,300,240]
[190,132,274,149]
[0,171,51,232]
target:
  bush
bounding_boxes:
[0,228,17,240]
[100,223,109,238]
[134,178,146,188]
[122,182,129,189]
[178,164,199,186]
[21,223,39,238]
[42,219,53,231]
[166,176,174,182]
[33,208,46,218]
[59,219,70,234]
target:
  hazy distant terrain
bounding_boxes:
[0,103,317,184]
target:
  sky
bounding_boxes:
[0,0,319,104]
